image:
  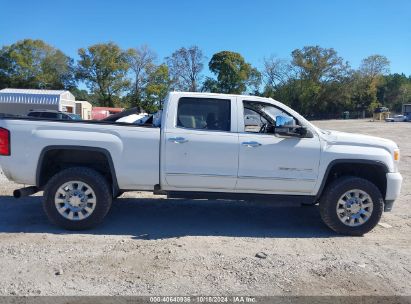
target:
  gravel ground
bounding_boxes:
[0,119,410,296]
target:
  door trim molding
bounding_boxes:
[167,172,316,182]
[238,175,316,182]
[166,172,237,179]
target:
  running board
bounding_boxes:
[166,191,316,204]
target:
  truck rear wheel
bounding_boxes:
[43,167,112,230]
[319,176,383,236]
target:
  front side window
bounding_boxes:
[244,108,268,132]
[243,100,297,133]
[177,97,231,131]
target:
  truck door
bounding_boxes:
[236,98,321,194]
[163,96,239,190]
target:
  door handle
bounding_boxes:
[241,141,262,148]
[168,137,188,144]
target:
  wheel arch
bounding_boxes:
[316,159,389,201]
[36,145,119,195]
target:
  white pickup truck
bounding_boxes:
[0,92,403,235]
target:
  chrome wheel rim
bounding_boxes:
[54,181,96,221]
[336,189,373,227]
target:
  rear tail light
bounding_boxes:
[0,128,10,156]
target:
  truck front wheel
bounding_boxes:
[43,167,112,230]
[319,176,383,236]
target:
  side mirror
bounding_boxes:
[275,115,297,136]
[275,115,313,138]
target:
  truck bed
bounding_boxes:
[0,117,161,190]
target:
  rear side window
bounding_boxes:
[177,97,231,131]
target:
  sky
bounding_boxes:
[1,0,410,76]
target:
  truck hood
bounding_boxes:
[321,130,398,152]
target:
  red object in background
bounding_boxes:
[92,107,124,120]
[0,127,10,156]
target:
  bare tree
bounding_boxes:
[166,46,204,92]
[263,56,293,90]
[126,45,156,107]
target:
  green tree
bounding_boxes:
[357,54,390,112]
[69,88,102,106]
[398,82,411,108]
[0,39,74,90]
[76,42,130,107]
[205,51,260,94]
[377,73,411,112]
[247,67,263,95]
[144,64,171,112]
[291,46,350,83]
[290,46,351,115]
[262,48,404,118]
[202,78,219,93]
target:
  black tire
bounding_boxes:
[43,167,112,230]
[319,176,383,236]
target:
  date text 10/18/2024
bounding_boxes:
[149,296,257,303]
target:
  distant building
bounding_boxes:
[75,100,93,120]
[0,88,76,116]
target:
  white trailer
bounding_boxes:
[0,88,76,116]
